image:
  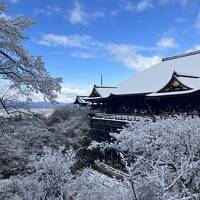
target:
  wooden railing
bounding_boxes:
[92,112,145,122]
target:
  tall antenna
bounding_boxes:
[101,74,103,86]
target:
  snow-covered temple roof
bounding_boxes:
[74,96,89,105]
[147,89,198,97]
[89,85,117,98]
[112,50,200,96]
[75,50,200,104]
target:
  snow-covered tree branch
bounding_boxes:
[90,115,200,199]
[0,3,62,113]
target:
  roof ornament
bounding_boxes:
[173,70,177,77]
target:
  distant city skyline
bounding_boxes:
[3,0,200,102]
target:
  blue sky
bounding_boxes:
[3,0,200,102]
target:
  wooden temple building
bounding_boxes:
[75,50,200,115]
[74,96,89,106]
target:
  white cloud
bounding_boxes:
[136,0,153,12]
[34,6,61,15]
[93,10,105,18]
[123,0,189,14]
[34,8,51,15]
[124,1,135,12]
[70,51,93,59]
[38,33,103,59]
[186,45,200,53]
[47,6,61,13]
[156,37,178,49]
[56,83,91,103]
[110,10,119,17]
[31,83,92,103]
[159,0,189,7]
[68,1,88,25]
[179,0,189,8]
[67,1,105,25]
[37,32,175,71]
[123,0,153,13]
[38,34,94,48]
[106,44,161,71]
[38,34,162,71]
[10,0,20,4]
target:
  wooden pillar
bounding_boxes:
[103,150,106,163]
[111,150,114,167]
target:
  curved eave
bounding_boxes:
[146,89,199,98]
[110,92,151,97]
[74,96,89,104]
[156,75,193,93]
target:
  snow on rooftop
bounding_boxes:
[147,89,198,97]
[113,51,200,95]
[94,85,117,88]
[88,85,117,98]
[174,71,200,78]
[162,50,200,62]
[95,87,117,98]
[177,76,200,90]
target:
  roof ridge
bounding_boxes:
[173,71,200,79]
[94,85,117,88]
[162,50,200,62]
